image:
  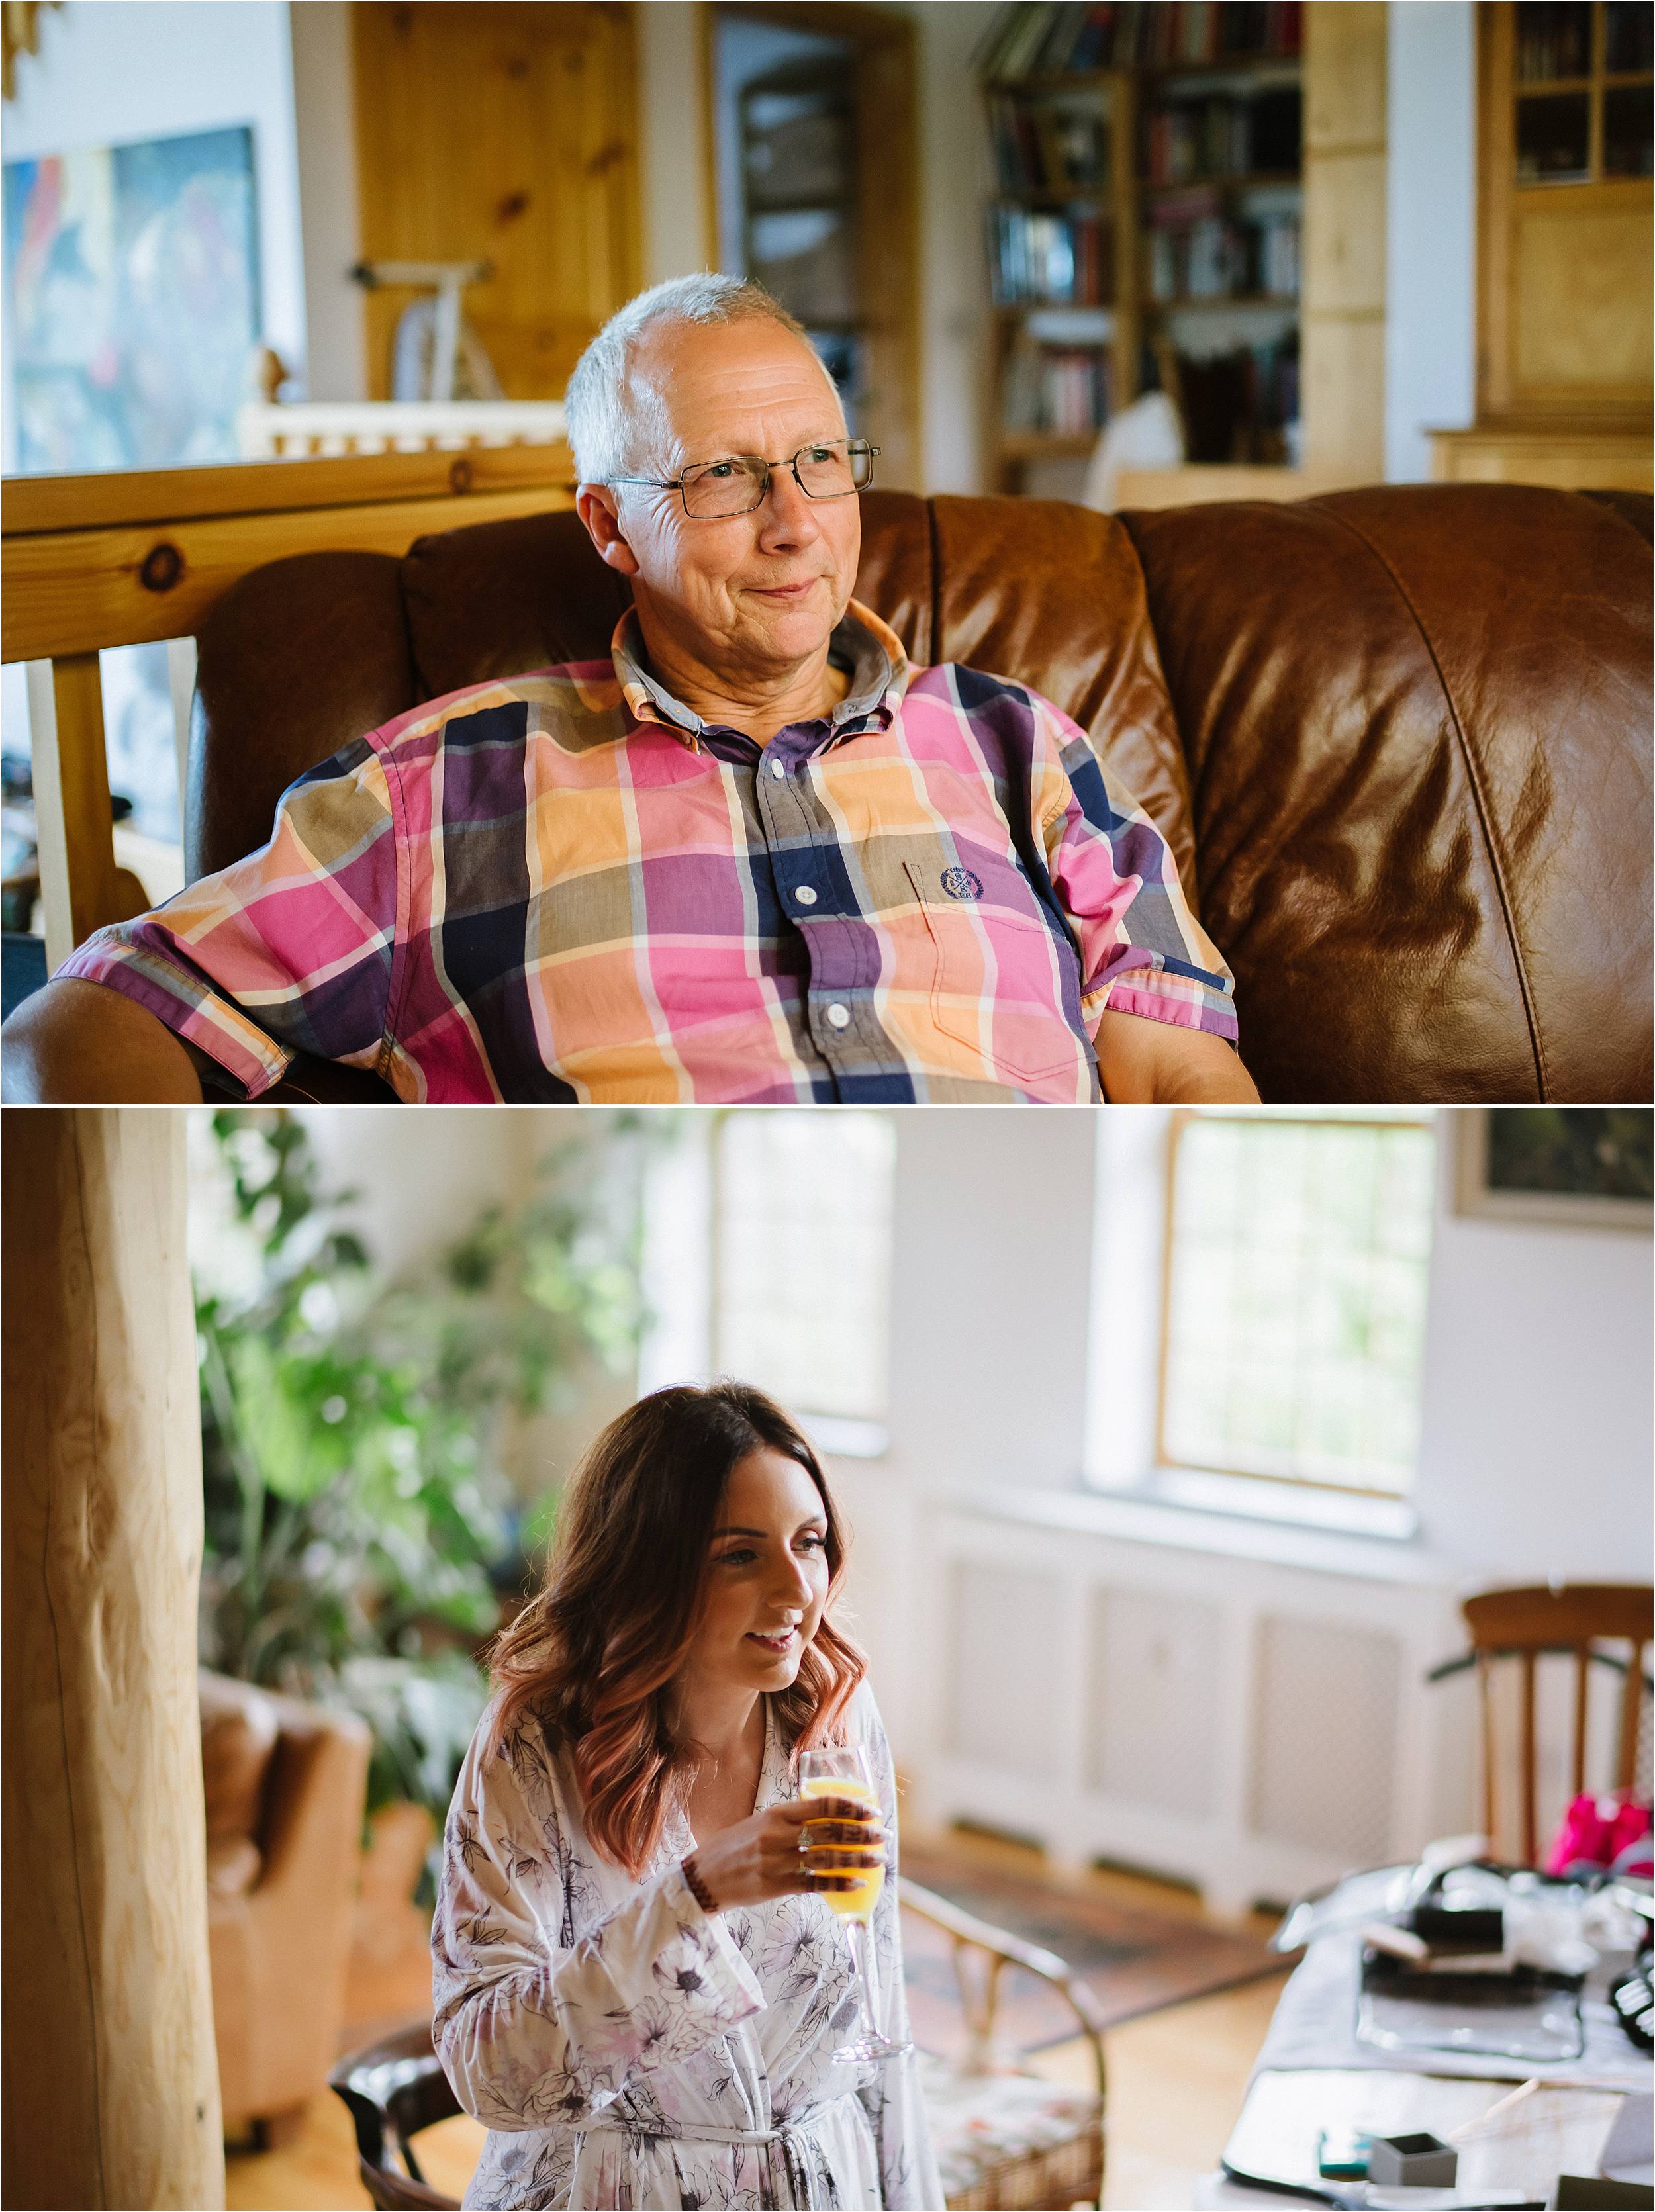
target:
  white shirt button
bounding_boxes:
[826,1002,851,1029]
[769,757,786,780]
[794,884,818,907]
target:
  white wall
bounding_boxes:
[299,1107,537,1285]
[1,0,307,458]
[1415,1158,1655,1582]
[884,1109,1097,1495]
[287,0,363,401]
[1384,0,1477,481]
[638,0,712,287]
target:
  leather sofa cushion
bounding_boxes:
[199,1671,279,1847]
[1119,484,1654,1102]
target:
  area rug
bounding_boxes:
[898,1841,1286,2058]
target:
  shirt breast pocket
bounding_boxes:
[900,859,1082,1085]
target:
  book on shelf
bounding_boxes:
[989,203,1114,305]
[1172,331,1298,462]
[988,91,1111,193]
[1145,199,1299,302]
[1001,336,1116,438]
[1141,84,1301,183]
[980,0,1301,83]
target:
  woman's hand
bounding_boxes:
[684,1795,885,1912]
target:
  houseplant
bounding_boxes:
[192,1109,657,1835]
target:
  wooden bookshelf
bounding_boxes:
[984,58,1140,492]
[981,3,1307,494]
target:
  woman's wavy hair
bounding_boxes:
[483,1381,866,1876]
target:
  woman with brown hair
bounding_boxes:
[432,1381,940,2211]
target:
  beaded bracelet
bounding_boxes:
[682,1853,720,1915]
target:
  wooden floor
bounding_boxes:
[226,1828,1288,2212]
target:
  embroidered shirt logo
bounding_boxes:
[940,867,984,901]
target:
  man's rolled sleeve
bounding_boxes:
[56,737,401,1098]
[1035,704,1239,1045]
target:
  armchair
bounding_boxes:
[199,1669,371,2141]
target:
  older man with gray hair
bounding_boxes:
[9,274,1256,1103]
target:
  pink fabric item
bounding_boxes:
[1544,1790,1653,1876]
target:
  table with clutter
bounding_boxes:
[1196,1837,1654,2209]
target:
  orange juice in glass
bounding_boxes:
[797,1745,910,2064]
[801,1773,885,1922]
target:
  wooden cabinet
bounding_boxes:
[352,3,641,402]
[1434,0,1651,488]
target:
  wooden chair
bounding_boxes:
[329,2019,457,2211]
[330,1882,1108,2212]
[1462,1583,1654,1866]
[899,1874,1108,2212]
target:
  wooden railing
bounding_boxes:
[1,443,577,970]
[235,398,568,458]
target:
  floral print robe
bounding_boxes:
[432,1684,941,2211]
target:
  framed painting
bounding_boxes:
[1454,1109,1654,1230]
[3,124,259,472]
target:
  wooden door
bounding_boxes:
[352,3,641,401]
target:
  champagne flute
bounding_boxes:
[798,1744,912,2064]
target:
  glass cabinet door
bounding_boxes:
[1512,0,1652,186]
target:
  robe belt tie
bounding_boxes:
[569,2090,862,2209]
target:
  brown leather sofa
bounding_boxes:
[199,1669,371,2143]
[88,484,1655,1101]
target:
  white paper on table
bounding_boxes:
[1599,2088,1654,2184]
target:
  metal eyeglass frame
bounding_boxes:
[610,439,880,518]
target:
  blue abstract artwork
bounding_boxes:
[4,124,260,472]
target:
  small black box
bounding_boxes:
[1409,1904,1505,1952]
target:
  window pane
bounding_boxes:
[1161,1116,1435,1493]
[1515,3,1594,81]
[1516,91,1593,182]
[1604,83,1654,177]
[1605,4,1655,75]
[716,1110,895,1425]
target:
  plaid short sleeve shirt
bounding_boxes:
[60,602,1237,1103]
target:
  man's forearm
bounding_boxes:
[1,978,207,1103]
[1096,1009,1260,1104]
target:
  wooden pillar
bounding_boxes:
[3,1111,224,2211]
[1302,0,1389,481]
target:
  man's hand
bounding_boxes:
[2,979,207,1103]
[1096,1009,1260,1103]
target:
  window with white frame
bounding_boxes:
[1157,1110,1437,1495]
[641,1110,897,1453]
[714,1111,896,1451]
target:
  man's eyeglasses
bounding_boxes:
[611,439,879,519]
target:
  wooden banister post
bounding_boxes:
[26,651,120,970]
[2,1111,224,2211]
